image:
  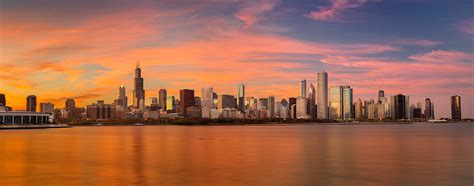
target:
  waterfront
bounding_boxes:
[0,123,472,185]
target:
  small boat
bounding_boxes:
[428,119,448,123]
[133,123,144,126]
[94,123,103,126]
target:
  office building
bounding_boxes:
[342,86,353,120]
[166,96,175,113]
[300,80,307,98]
[218,94,236,109]
[355,98,363,120]
[268,96,275,118]
[159,88,167,112]
[329,86,342,120]
[27,95,37,112]
[40,102,55,114]
[86,100,116,120]
[296,97,309,119]
[317,71,328,119]
[238,84,245,112]
[132,61,145,109]
[0,93,5,106]
[378,90,385,102]
[424,98,434,120]
[451,95,461,121]
[307,83,316,119]
[390,94,410,120]
[202,87,214,109]
[180,89,195,117]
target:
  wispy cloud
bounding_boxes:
[391,38,442,47]
[235,0,281,27]
[306,0,369,22]
[455,18,474,35]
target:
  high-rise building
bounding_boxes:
[355,98,363,120]
[86,100,116,120]
[218,94,236,109]
[180,89,195,117]
[300,80,307,98]
[166,96,175,113]
[257,98,268,110]
[329,86,342,120]
[27,95,37,112]
[296,97,309,119]
[0,93,5,106]
[194,97,201,107]
[280,98,289,119]
[317,71,328,119]
[202,87,214,109]
[238,84,245,112]
[451,95,461,121]
[132,61,145,109]
[378,90,385,102]
[40,102,55,114]
[114,85,128,109]
[289,97,296,118]
[159,88,167,112]
[307,83,316,119]
[342,86,353,120]
[424,98,434,120]
[390,94,410,120]
[65,99,76,112]
[268,96,275,118]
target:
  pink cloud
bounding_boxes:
[306,0,368,21]
[235,0,281,26]
[409,50,474,63]
[392,38,442,47]
[455,18,474,35]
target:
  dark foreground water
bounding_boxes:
[0,123,473,185]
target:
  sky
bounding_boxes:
[0,0,473,118]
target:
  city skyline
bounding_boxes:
[1,0,473,118]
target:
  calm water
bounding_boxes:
[0,123,473,185]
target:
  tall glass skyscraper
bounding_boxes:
[238,84,245,112]
[159,88,167,111]
[342,86,353,120]
[329,86,342,119]
[27,95,37,112]
[300,80,307,98]
[317,71,328,119]
[133,61,145,109]
[451,95,461,121]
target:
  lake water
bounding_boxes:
[0,123,473,185]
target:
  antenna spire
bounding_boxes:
[136,60,140,68]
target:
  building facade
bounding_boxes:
[27,95,37,112]
[132,62,145,109]
[180,89,195,117]
[317,71,328,119]
[451,95,461,121]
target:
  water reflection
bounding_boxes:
[0,123,472,185]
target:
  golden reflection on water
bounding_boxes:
[0,124,472,185]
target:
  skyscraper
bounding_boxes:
[307,83,316,119]
[317,71,328,119]
[0,93,5,106]
[342,86,353,120]
[202,87,214,109]
[218,94,236,109]
[180,89,195,117]
[378,90,385,102]
[451,95,461,121]
[355,98,363,120]
[238,84,245,112]
[65,99,76,112]
[40,102,54,114]
[27,95,37,112]
[296,97,309,119]
[424,98,434,120]
[268,96,275,118]
[114,85,128,109]
[159,88,167,111]
[166,96,176,113]
[300,80,307,98]
[390,94,410,120]
[329,86,342,120]
[132,61,145,109]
